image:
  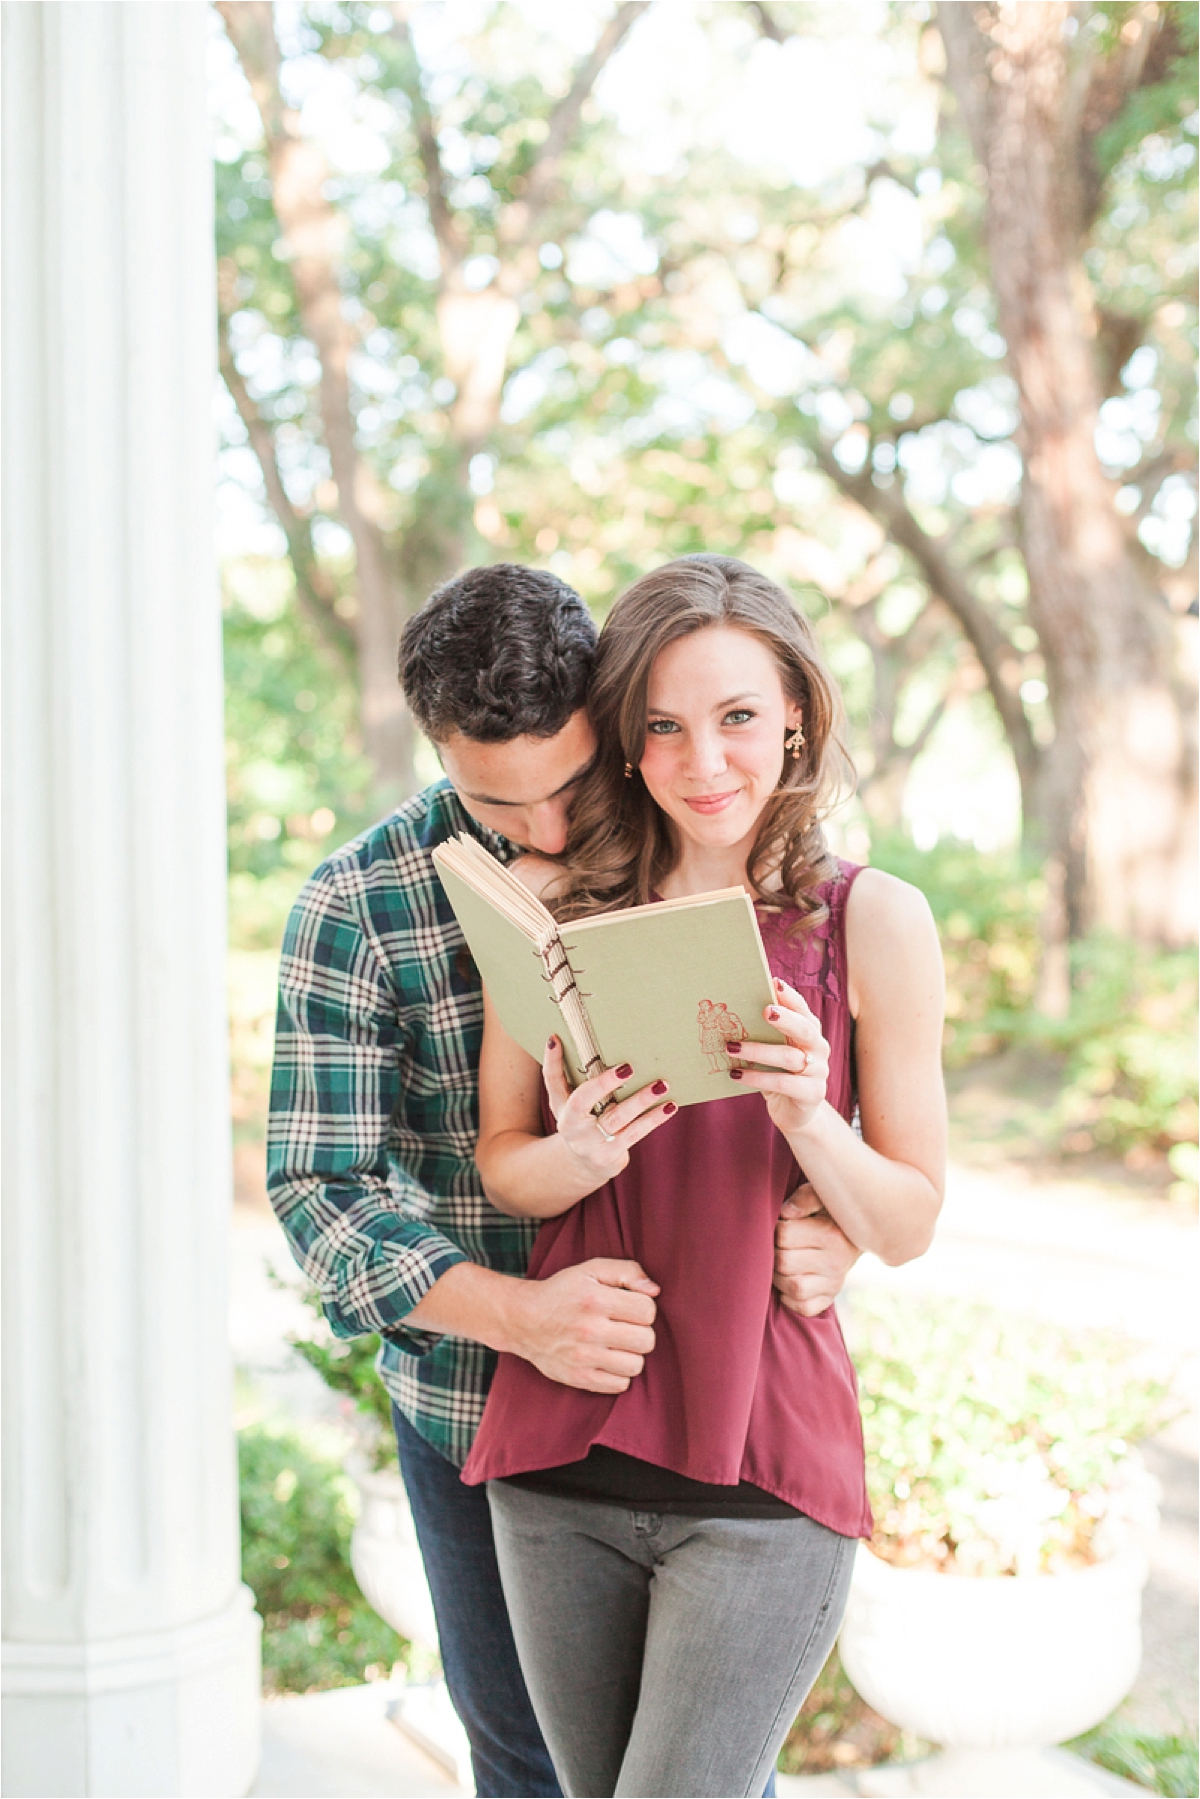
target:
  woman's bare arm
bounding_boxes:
[727,869,945,1265]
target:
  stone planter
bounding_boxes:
[839,1539,1150,1796]
[347,1460,472,1787]
[348,1460,440,1650]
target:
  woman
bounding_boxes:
[461,555,946,1798]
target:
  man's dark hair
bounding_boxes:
[398,564,597,743]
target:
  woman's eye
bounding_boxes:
[646,719,680,735]
[724,709,755,726]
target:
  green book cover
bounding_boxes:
[433,837,784,1110]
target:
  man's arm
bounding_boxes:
[268,859,657,1389]
[268,861,468,1347]
[406,1258,659,1394]
[773,1184,862,1317]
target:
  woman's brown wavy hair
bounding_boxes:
[552,554,854,927]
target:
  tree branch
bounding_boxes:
[217,304,356,670]
[498,2,651,255]
[1123,446,1195,524]
[386,5,466,271]
[808,437,1041,797]
[935,3,992,171]
[744,2,787,44]
[1077,2,1167,231]
[1080,5,1164,138]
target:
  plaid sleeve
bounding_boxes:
[266,862,467,1352]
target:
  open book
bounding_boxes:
[433,835,783,1110]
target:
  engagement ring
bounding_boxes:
[595,1119,617,1143]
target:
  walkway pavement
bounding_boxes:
[232,1155,1197,1795]
[250,1682,1146,1798]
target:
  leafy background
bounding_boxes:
[215,2,1197,1787]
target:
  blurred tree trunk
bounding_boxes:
[217,1,646,810]
[938,2,1196,944]
[217,0,413,807]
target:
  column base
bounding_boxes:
[2,1585,262,1798]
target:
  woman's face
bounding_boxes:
[638,624,801,856]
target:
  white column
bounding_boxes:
[1,6,261,1795]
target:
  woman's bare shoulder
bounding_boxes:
[846,865,935,934]
[509,855,568,902]
[844,866,942,1015]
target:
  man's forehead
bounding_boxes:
[438,711,596,807]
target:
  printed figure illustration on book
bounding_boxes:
[432,834,785,1111]
[697,1000,747,1075]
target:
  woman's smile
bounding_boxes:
[684,789,741,814]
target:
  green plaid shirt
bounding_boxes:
[267,780,538,1467]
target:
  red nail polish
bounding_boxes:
[725,1040,742,1054]
[616,1063,633,1080]
[663,1102,677,1116]
[547,1036,557,1051]
[651,1079,668,1095]
[766,1007,780,1022]
[729,1069,743,1081]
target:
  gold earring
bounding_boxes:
[623,761,634,779]
[784,724,805,759]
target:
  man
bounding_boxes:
[268,563,860,1798]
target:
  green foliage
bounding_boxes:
[849,1293,1176,1577]
[238,1421,409,1694]
[223,558,373,949]
[869,837,1045,1059]
[1070,1719,1200,1799]
[1092,4,1200,181]
[871,838,1199,1158]
[1033,935,1199,1157]
[215,5,1198,1170]
[287,1287,397,1467]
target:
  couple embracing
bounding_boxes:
[269,554,945,1799]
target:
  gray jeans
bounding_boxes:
[488,1482,855,1798]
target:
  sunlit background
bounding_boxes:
[209,0,1196,1187]
[208,4,1197,1786]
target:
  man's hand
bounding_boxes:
[774,1184,860,1317]
[507,1258,659,1393]
[404,1257,658,1391]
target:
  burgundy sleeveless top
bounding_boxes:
[461,862,873,1540]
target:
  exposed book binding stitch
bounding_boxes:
[432,835,784,1112]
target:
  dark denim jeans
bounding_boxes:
[392,1404,561,1797]
[392,1403,778,1799]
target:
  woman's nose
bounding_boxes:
[683,730,726,780]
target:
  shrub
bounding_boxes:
[783,1298,1180,1773]
[868,837,1044,1063]
[285,1287,398,1467]
[238,1420,409,1694]
[848,1294,1175,1577]
[1032,935,1199,1158]
[870,837,1199,1159]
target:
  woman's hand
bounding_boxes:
[543,1035,676,1183]
[727,977,829,1140]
